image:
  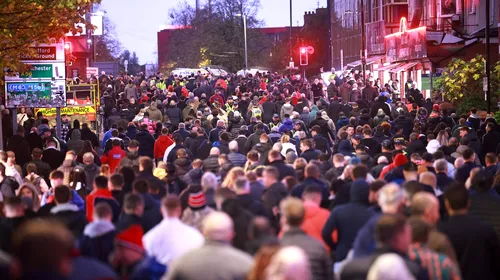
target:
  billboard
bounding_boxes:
[366,21,386,55]
[4,40,66,108]
[385,18,427,62]
[5,81,66,108]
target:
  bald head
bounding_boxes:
[202,211,234,242]
[410,192,440,225]
[210,147,220,156]
[419,172,437,189]
[83,152,94,165]
[266,246,311,280]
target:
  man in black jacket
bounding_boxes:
[42,138,65,170]
[188,127,211,160]
[234,177,267,217]
[406,133,426,157]
[267,150,296,180]
[136,157,166,197]
[310,126,331,155]
[369,96,391,119]
[262,166,288,230]
[50,185,87,238]
[482,123,500,156]
[299,139,320,162]
[6,126,31,168]
[135,124,155,159]
[0,197,27,253]
[261,96,276,124]
[438,183,500,280]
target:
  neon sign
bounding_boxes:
[385,17,427,62]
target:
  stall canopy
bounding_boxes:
[374,63,403,72]
[389,61,419,73]
[346,60,362,68]
[366,55,385,65]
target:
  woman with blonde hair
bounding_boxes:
[221,167,245,189]
[436,130,449,147]
[280,135,297,157]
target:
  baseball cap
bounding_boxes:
[273,113,279,118]
[352,134,362,140]
[393,138,405,145]
[240,125,248,131]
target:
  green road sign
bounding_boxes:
[19,64,53,78]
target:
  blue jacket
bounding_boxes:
[351,213,382,257]
[279,118,294,134]
[101,129,113,148]
[321,179,373,262]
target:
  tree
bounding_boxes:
[441,55,500,105]
[119,50,141,75]
[163,0,270,73]
[0,0,98,78]
[94,15,122,62]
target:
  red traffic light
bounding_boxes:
[300,48,307,54]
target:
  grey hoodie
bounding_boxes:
[280,103,294,121]
[67,129,84,154]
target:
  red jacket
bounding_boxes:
[101,146,126,174]
[85,188,117,222]
[209,94,224,106]
[154,135,174,159]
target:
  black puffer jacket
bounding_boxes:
[135,129,155,158]
[394,115,414,139]
[228,116,245,139]
[174,157,192,178]
[202,155,220,173]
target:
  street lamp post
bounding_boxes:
[360,0,366,83]
[236,14,248,75]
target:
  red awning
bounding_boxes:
[366,55,385,65]
[389,61,419,72]
[373,63,403,71]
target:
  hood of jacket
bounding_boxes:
[282,103,293,111]
[83,220,115,238]
[350,179,370,205]
[338,139,354,155]
[282,118,293,126]
[70,129,81,140]
[126,151,140,160]
[126,83,135,89]
[230,116,242,124]
[174,157,191,168]
[127,125,137,135]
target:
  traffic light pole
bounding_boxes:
[361,0,366,83]
[485,0,491,113]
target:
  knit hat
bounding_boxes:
[393,154,409,167]
[188,191,207,210]
[432,104,440,111]
[115,225,144,253]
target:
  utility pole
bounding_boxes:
[289,0,293,63]
[360,0,366,83]
[485,0,491,113]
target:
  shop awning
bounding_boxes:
[389,61,419,72]
[346,60,362,68]
[366,55,385,65]
[374,63,403,71]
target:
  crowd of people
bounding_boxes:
[1,69,500,280]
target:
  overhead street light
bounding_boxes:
[236,13,248,76]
